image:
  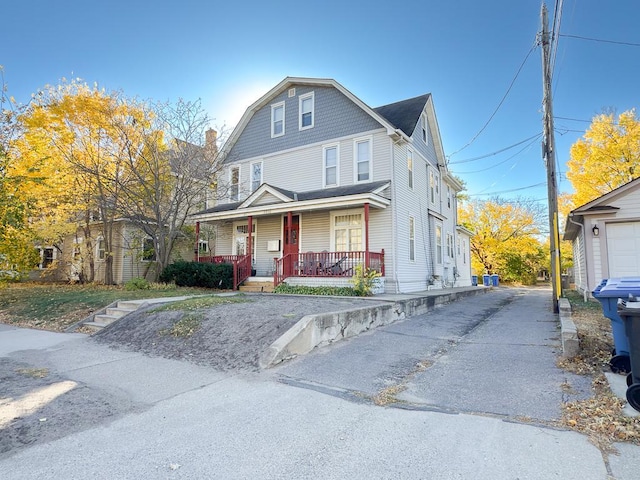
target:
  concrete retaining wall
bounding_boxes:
[259,287,489,368]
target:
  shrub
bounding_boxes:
[273,283,357,296]
[124,277,151,291]
[159,261,233,289]
[350,264,382,296]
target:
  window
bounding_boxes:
[446,233,454,260]
[354,137,371,182]
[332,211,362,252]
[230,166,240,202]
[436,224,442,264]
[463,239,467,264]
[142,238,156,262]
[429,169,439,204]
[233,223,256,263]
[271,102,285,137]
[422,113,428,144]
[323,144,338,187]
[198,240,209,255]
[299,92,314,130]
[251,162,262,192]
[97,238,106,261]
[447,185,451,209]
[456,237,461,255]
[408,149,413,189]
[409,216,415,261]
[41,247,55,269]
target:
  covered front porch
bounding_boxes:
[191,182,391,290]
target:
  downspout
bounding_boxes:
[568,213,589,302]
[390,137,400,293]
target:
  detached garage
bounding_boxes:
[564,177,640,298]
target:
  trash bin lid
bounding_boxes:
[599,281,640,298]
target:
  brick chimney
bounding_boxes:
[205,128,218,158]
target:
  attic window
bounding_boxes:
[422,113,428,143]
[271,102,285,138]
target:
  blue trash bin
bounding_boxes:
[482,275,490,286]
[490,274,499,287]
[471,275,478,286]
[619,301,640,412]
[593,278,640,373]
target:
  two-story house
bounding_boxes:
[192,77,472,293]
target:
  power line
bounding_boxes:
[467,182,547,197]
[448,133,543,164]
[452,134,541,174]
[448,42,538,158]
[559,33,640,47]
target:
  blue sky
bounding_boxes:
[2,0,639,203]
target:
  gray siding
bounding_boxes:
[226,86,383,162]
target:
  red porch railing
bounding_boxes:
[197,254,252,290]
[273,250,385,287]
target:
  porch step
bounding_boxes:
[239,280,275,293]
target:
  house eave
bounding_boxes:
[192,192,390,222]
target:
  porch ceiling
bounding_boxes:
[192,190,390,222]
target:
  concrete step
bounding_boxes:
[239,282,274,293]
[93,314,120,326]
[106,307,137,318]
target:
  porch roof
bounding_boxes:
[192,180,391,222]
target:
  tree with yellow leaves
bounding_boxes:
[459,197,546,284]
[566,109,640,208]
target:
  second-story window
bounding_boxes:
[323,144,338,187]
[408,149,413,190]
[271,102,284,138]
[230,166,240,202]
[354,137,371,182]
[447,185,451,209]
[436,224,442,264]
[299,92,314,130]
[251,161,262,193]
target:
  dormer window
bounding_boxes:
[299,92,314,130]
[271,102,285,138]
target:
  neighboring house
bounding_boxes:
[32,220,194,284]
[563,176,640,297]
[191,77,471,293]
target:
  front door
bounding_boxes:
[283,215,300,256]
[283,215,299,277]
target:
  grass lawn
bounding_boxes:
[0,283,221,332]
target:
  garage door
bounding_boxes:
[606,222,640,277]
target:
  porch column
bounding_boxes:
[247,215,253,264]
[286,211,292,276]
[195,221,200,262]
[364,202,370,269]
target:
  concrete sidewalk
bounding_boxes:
[2,287,640,479]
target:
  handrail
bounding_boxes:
[197,254,251,290]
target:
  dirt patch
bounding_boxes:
[93,294,387,371]
[0,357,142,460]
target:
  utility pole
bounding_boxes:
[540,3,562,313]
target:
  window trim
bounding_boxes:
[299,92,314,130]
[353,136,373,183]
[330,208,364,252]
[232,221,257,264]
[40,246,56,269]
[409,216,415,262]
[271,101,285,138]
[229,165,240,202]
[422,112,428,144]
[435,224,443,265]
[408,149,413,190]
[250,161,263,193]
[446,232,454,261]
[96,238,106,262]
[323,143,340,188]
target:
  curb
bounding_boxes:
[259,287,489,368]
[558,297,579,358]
